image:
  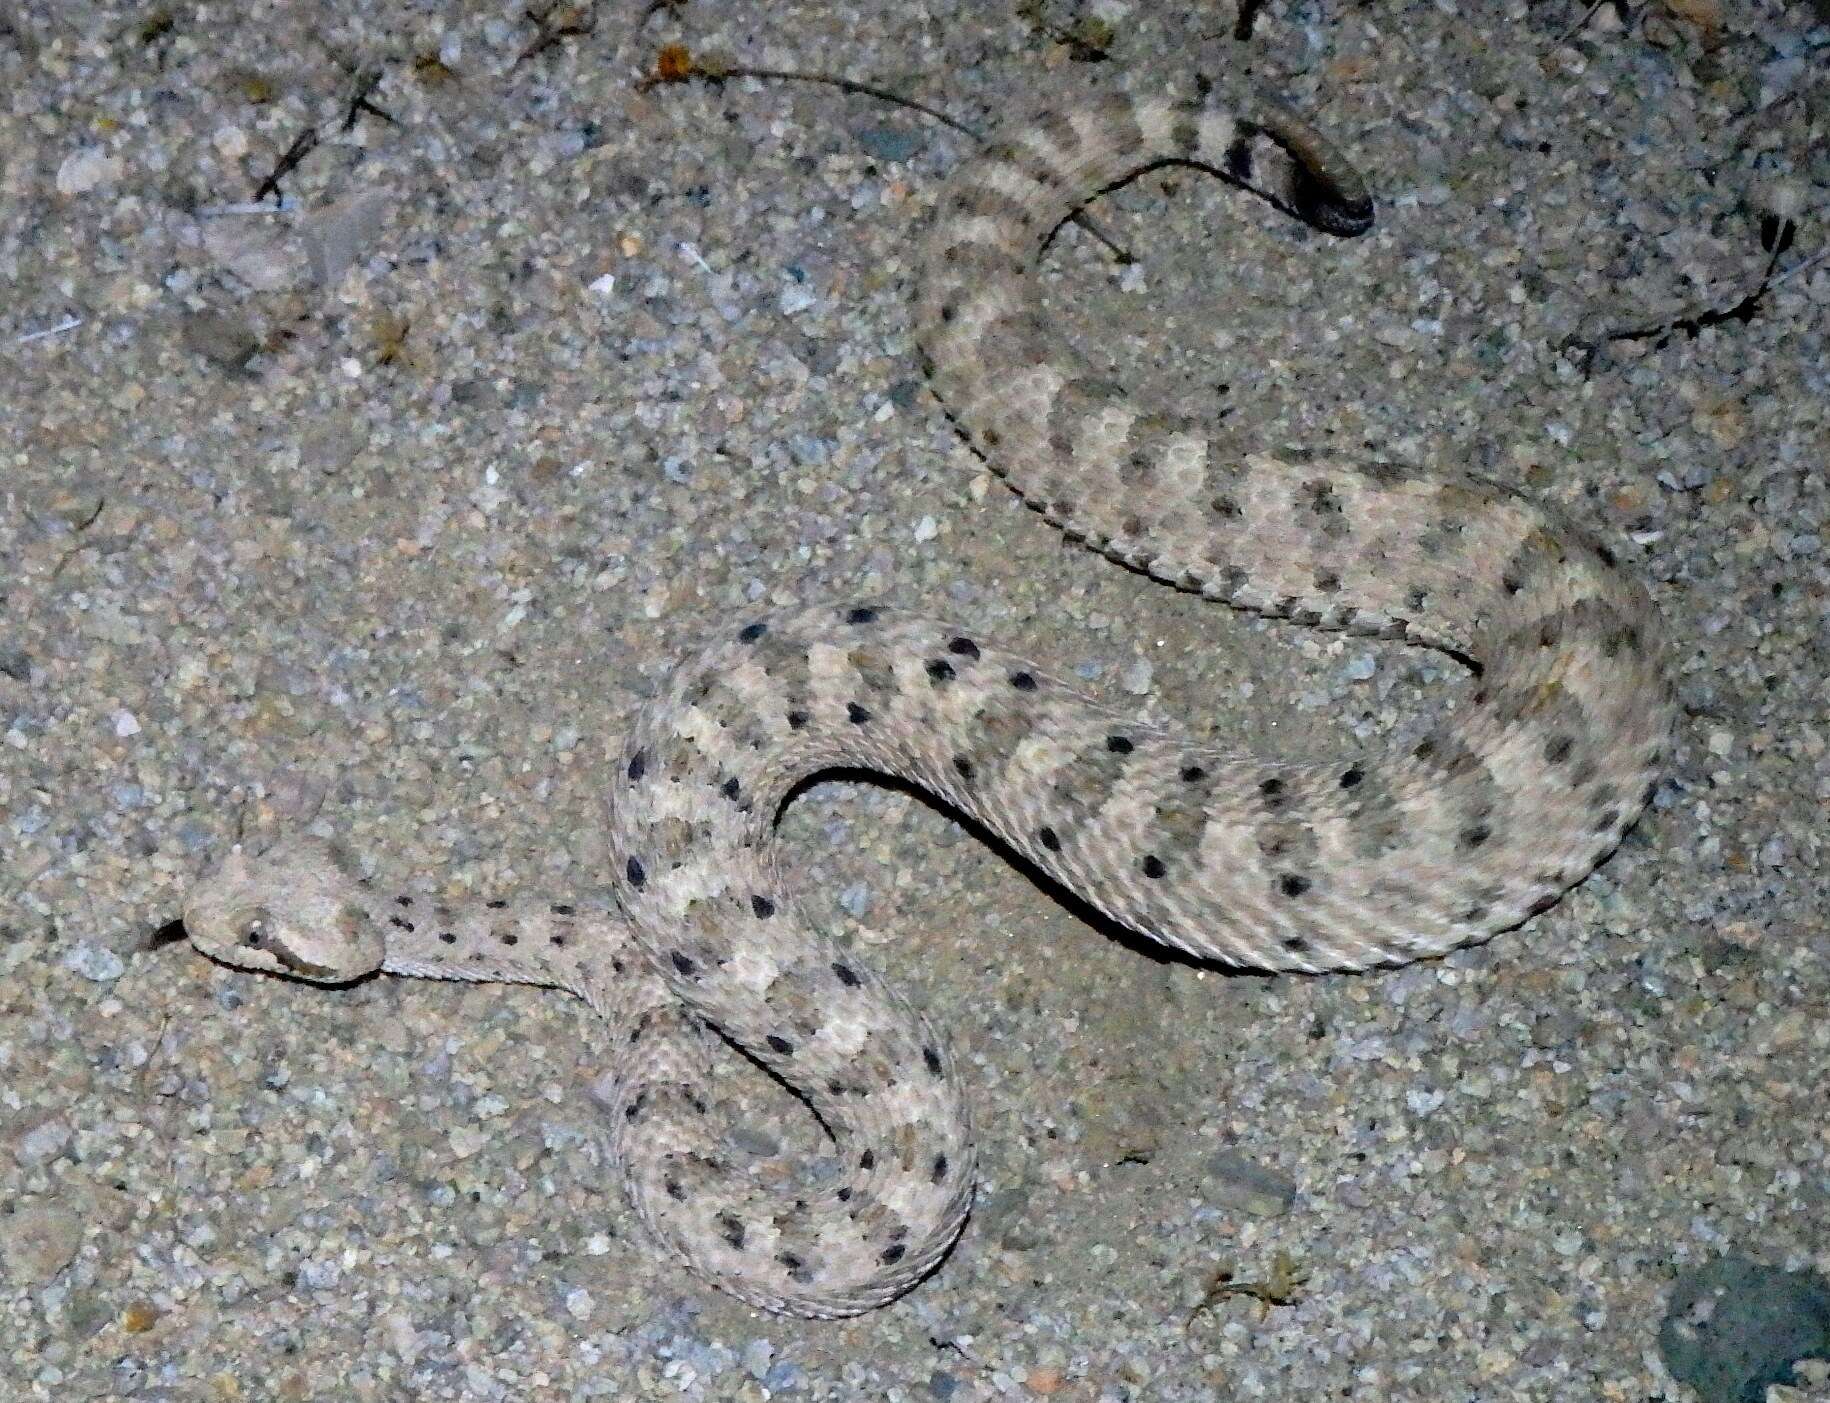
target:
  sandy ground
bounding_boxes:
[2,2,1827,1399]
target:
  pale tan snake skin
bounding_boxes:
[182,88,1675,1318]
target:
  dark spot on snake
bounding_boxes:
[1605,626,1640,658]
[948,637,980,659]
[1142,854,1167,879]
[625,857,646,888]
[1594,807,1620,832]
[389,915,414,932]
[767,1034,794,1056]
[1502,574,1523,595]
[664,1177,685,1200]
[836,1186,853,1202]
[1038,826,1061,852]
[395,895,413,908]
[551,903,574,917]
[1008,670,1038,691]
[923,1046,943,1077]
[925,658,955,683]
[932,1154,950,1182]
[627,750,646,781]
[1460,824,1491,849]
[719,1215,745,1249]
[1340,765,1364,788]
[671,951,697,977]
[847,605,879,624]
[623,1092,646,1121]
[739,621,767,643]
[550,933,566,948]
[721,776,741,800]
[953,755,974,779]
[751,894,776,919]
[1181,765,1207,783]
[880,1243,907,1265]
[832,961,861,987]
[499,931,518,946]
[1106,734,1133,754]
[1544,734,1574,764]
[1222,134,1254,182]
[847,701,872,725]
[859,1149,875,1170]
[1595,541,1618,567]
[1282,936,1308,952]
[787,710,810,730]
[438,931,455,945]
[1279,873,1312,898]
[1413,738,1437,761]
[486,899,507,910]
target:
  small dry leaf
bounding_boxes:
[1661,0,1722,37]
[1025,1365,1066,1395]
[233,70,277,103]
[412,53,459,86]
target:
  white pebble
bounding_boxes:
[63,943,125,982]
[299,1258,343,1290]
[1121,660,1153,695]
[743,1339,775,1379]
[56,148,122,195]
[913,515,938,543]
[14,1119,72,1166]
[112,709,141,738]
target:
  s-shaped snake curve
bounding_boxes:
[185,87,1674,1317]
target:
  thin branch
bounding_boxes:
[1603,235,1787,346]
[1562,222,1811,373]
[252,127,318,203]
[1555,0,1616,45]
[639,49,1136,264]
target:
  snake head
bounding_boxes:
[182,837,385,984]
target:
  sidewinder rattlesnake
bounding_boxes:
[183,87,1675,1318]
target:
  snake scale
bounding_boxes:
[183,88,1674,1317]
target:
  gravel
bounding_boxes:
[2,1,1826,1399]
